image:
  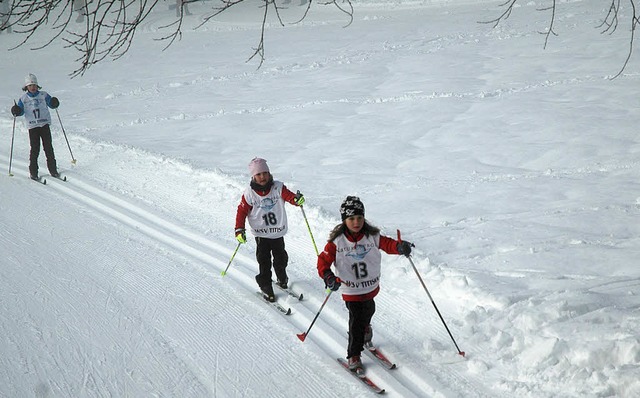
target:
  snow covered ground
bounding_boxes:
[1,0,639,396]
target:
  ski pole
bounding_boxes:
[8,104,16,176]
[298,191,319,256]
[55,109,77,164]
[297,289,334,342]
[398,229,465,357]
[220,242,241,276]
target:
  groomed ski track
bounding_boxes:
[0,153,492,398]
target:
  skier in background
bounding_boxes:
[235,157,305,302]
[11,73,61,180]
[317,196,413,372]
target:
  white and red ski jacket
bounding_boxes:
[235,180,299,239]
[317,231,400,302]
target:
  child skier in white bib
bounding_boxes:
[11,73,61,180]
[317,196,413,372]
[235,158,305,302]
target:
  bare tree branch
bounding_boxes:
[323,0,353,27]
[0,0,353,77]
[478,0,518,28]
[537,0,558,49]
[480,0,640,79]
[597,0,621,34]
[246,0,274,68]
[611,0,638,78]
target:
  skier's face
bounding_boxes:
[345,215,364,233]
[26,84,38,93]
[252,171,270,186]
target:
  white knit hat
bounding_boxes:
[25,73,39,86]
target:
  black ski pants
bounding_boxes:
[28,124,57,177]
[346,299,376,358]
[254,236,288,288]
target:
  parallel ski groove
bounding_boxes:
[1,166,458,397]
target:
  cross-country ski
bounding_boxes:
[337,358,385,394]
[274,281,303,300]
[365,345,397,370]
[256,292,291,315]
[50,174,67,182]
[30,176,46,184]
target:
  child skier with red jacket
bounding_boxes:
[317,196,413,372]
[235,157,305,302]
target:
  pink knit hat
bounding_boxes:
[248,157,270,176]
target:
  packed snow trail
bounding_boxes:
[2,1,639,396]
[0,151,494,397]
[0,159,352,397]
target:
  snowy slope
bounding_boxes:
[1,0,640,397]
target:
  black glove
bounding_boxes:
[323,271,341,291]
[397,241,414,257]
[50,97,60,109]
[11,105,21,117]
